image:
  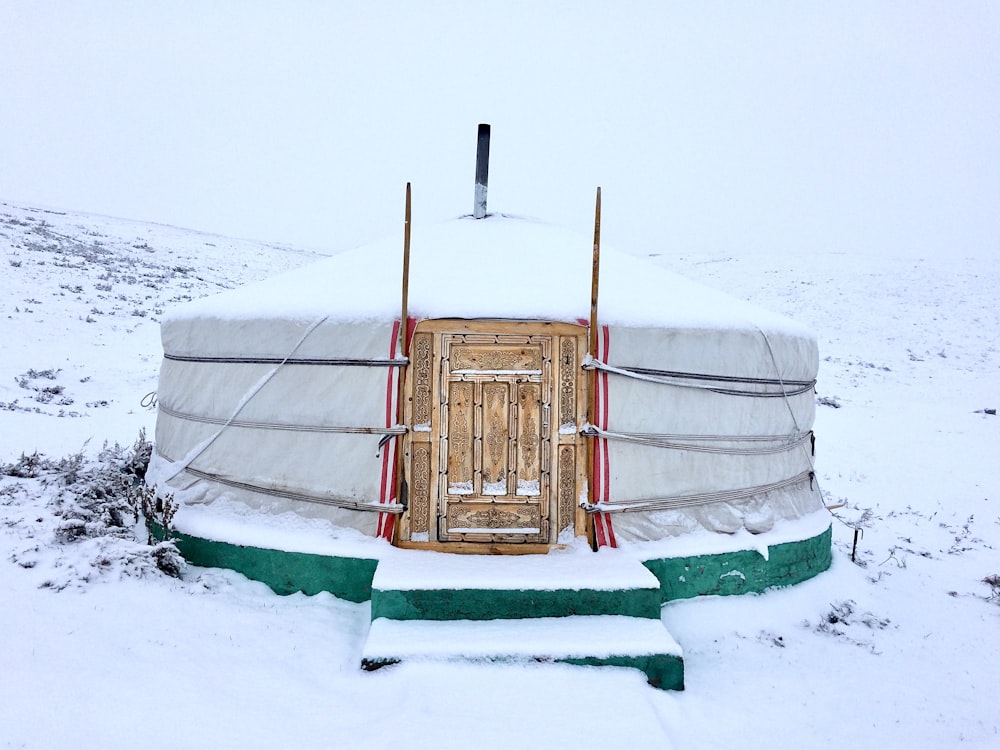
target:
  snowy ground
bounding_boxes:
[1,202,997,749]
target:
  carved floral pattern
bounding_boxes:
[413,333,432,425]
[411,445,430,533]
[452,346,541,372]
[450,505,539,529]
[447,381,473,484]
[519,385,539,472]
[484,384,507,482]
[559,337,576,427]
[558,446,575,531]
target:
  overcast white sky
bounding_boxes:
[2,2,997,258]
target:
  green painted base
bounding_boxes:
[641,525,833,601]
[561,653,685,691]
[156,526,378,603]
[362,653,685,691]
[371,585,660,621]
[151,521,831,606]
[149,518,828,693]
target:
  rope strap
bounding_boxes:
[580,355,815,398]
[581,471,814,514]
[580,425,812,455]
[158,403,407,436]
[157,453,403,513]
[163,353,408,367]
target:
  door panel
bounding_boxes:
[481,381,510,495]
[445,380,474,494]
[399,321,586,552]
[515,383,542,496]
[439,334,549,543]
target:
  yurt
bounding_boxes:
[147,134,831,687]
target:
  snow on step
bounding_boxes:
[362,615,682,662]
[373,548,659,592]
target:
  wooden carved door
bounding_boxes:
[439,332,550,543]
[400,321,586,552]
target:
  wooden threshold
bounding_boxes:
[394,540,568,556]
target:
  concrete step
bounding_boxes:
[371,549,662,620]
[361,615,684,690]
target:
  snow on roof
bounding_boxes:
[166,214,811,336]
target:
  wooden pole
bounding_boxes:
[587,187,601,548]
[400,182,411,353]
[589,187,601,358]
[393,182,412,543]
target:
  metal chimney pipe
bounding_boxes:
[473,123,490,219]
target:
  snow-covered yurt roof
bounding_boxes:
[170,215,801,328]
[163,214,816,378]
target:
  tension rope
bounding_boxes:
[580,355,815,397]
[579,425,812,456]
[162,353,408,367]
[156,452,403,513]
[157,403,406,437]
[581,470,815,514]
[755,328,819,478]
[578,329,823,515]
[162,316,330,483]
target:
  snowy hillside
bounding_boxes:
[0,201,326,458]
[1,204,998,749]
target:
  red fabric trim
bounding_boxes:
[381,317,416,543]
[592,363,603,506]
[594,325,616,548]
[377,319,401,541]
[600,327,610,501]
[405,316,418,351]
[593,513,608,548]
[601,373,610,499]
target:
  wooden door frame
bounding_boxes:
[395,319,589,554]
